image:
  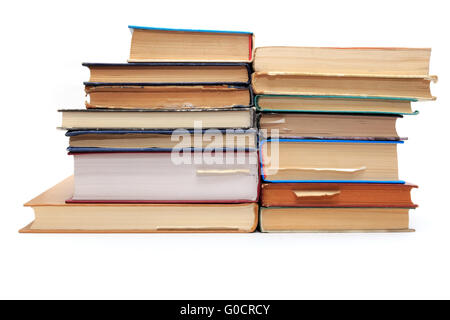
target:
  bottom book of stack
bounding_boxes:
[260,183,417,232]
[22,177,258,233]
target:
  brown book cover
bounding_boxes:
[261,183,417,208]
[21,177,258,233]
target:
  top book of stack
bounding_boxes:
[128,26,255,62]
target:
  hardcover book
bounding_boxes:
[252,46,436,100]
[70,151,259,202]
[85,85,252,109]
[83,62,251,86]
[253,47,432,77]
[59,108,256,130]
[260,139,403,183]
[259,113,403,140]
[261,183,417,208]
[252,73,436,100]
[66,129,257,151]
[255,95,417,115]
[259,207,414,233]
[128,26,254,63]
[22,177,258,233]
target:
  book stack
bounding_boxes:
[22,28,437,234]
[23,26,260,233]
[255,47,436,232]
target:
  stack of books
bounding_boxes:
[22,28,437,234]
[255,47,436,232]
[23,26,260,233]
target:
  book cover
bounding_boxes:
[83,62,252,86]
[261,182,417,208]
[259,139,405,183]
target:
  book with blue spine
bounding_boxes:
[259,139,404,183]
[128,26,254,62]
[66,129,258,152]
[259,112,405,141]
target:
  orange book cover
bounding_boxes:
[261,183,417,208]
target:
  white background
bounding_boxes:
[1,0,449,299]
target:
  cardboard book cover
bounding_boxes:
[83,62,252,86]
[22,177,259,233]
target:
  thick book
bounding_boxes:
[128,26,254,62]
[253,47,432,77]
[252,73,436,100]
[259,113,403,140]
[261,183,417,208]
[22,177,258,233]
[85,85,251,109]
[260,139,403,183]
[59,108,255,130]
[259,207,414,233]
[70,151,259,202]
[83,62,251,86]
[66,129,257,150]
[255,95,417,115]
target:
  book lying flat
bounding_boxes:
[252,73,436,100]
[83,62,251,86]
[261,183,417,208]
[129,26,254,63]
[255,95,417,115]
[66,129,257,150]
[22,177,258,233]
[70,151,259,202]
[259,113,403,140]
[59,108,255,130]
[260,139,403,183]
[253,47,432,77]
[259,207,414,233]
[85,85,251,109]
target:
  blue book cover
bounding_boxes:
[128,25,253,35]
[68,147,257,153]
[66,129,258,153]
[66,128,257,136]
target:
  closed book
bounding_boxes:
[259,113,403,140]
[70,151,259,202]
[22,177,258,233]
[66,129,257,151]
[128,26,254,62]
[59,108,256,130]
[259,207,414,233]
[252,47,436,100]
[85,85,252,110]
[255,95,417,115]
[252,73,436,100]
[261,183,417,208]
[253,47,432,77]
[260,139,403,183]
[83,62,251,86]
